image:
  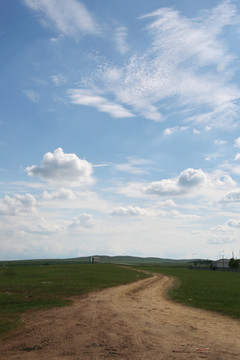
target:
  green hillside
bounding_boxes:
[0,255,196,266]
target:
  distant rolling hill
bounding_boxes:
[0,255,199,266]
[91,255,193,266]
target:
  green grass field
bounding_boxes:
[139,266,240,319]
[1,264,239,338]
[0,264,149,337]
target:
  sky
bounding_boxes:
[1,0,240,261]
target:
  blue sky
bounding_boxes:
[1,0,240,260]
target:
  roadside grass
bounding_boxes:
[138,266,240,319]
[0,264,149,337]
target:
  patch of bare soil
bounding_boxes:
[1,272,240,360]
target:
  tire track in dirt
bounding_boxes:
[0,270,240,359]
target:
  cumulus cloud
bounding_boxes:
[112,205,148,217]
[23,0,101,38]
[215,174,236,187]
[145,168,206,196]
[177,168,206,187]
[67,89,135,118]
[69,213,94,228]
[0,193,37,215]
[42,188,75,200]
[26,148,93,186]
[226,218,240,228]
[221,191,240,203]
[158,199,177,208]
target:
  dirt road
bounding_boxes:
[1,272,240,360]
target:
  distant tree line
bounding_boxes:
[229,258,240,269]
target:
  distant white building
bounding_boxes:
[213,258,229,268]
[90,256,100,264]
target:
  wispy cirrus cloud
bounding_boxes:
[23,89,40,103]
[70,1,240,127]
[23,0,101,38]
[114,157,153,175]
[67,88,135,118]
[51,74,67,86]
[114,26,129,55]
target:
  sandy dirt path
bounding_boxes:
[0,271,240,360]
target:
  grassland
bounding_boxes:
[1,263,239,338]
[139,266,240,319]
[0,264,149,337]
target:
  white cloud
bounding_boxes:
[214,139,227,145]
[234,137,240,148]
[114,26,129,55]
[112,205,147,217]
[204,152,222,162]
[142,2,236,67]
[205,125,212,131]
[221,190,240,203]
[118,169,236,203]
[178,168,206,186]
[74,1,240,127]
[214,174,236,187]
[232,166,240,175]
[114,158,153,175]
[23,90,40,103]
[22,216,61,235]
[234,153,240,161]
[163,126,187,135]
[42,188,75,200]
[0,193,37,216]
[170,209,199,220]
[144,168,206,196]
[193,129,200,135]
[158,199,177,208]
[51,74,67,86]
[69,213,94,228]
[226,218,240,228]
[23,0,101,38]
[26,148,93,186]
[67,89,135,118]
[111,205,166,217]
